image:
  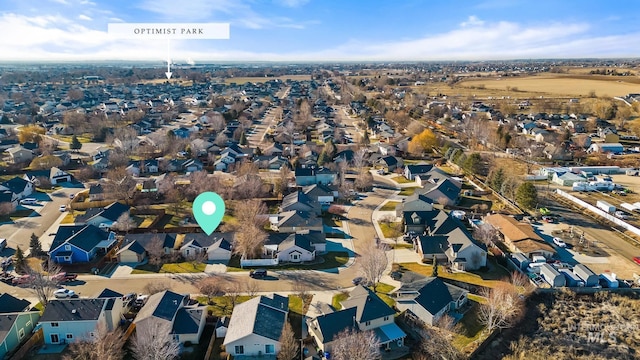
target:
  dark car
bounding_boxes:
[249,269,267,278]
[352,276,365,285]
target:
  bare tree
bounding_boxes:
[146,235,166,268]
[412,325,463,360]
[331,329,381,360]
[358,245,389,292]
[0,202,16,216]
[112,212,136,233]
[104,167,137,204]
[275,166,291,196]
[477,283,524,333]
[27,260,62,306]
[472,223,500,247]
[225,281,243,310]
[510,271,535,297]
[187,250,208,269]
[277,322,298,360]
[197,276,224,304]
[244,280,260,297]
[143,281,171,295]
[234,224,267,259]
[130,319,180,360]
[63,324,125,360]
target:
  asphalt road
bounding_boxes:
[0,187,78,256]
[0,187,390,300]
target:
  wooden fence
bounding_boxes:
[9,328,43,360]
[70,199,125,211]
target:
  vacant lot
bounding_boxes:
[476,291,640,360]
[224,75,311,84]
[459,74,640,98]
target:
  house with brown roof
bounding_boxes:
[484,214,556,258]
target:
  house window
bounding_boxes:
[234,345,244,354]
[365,321,371,326]
[50,334,59,343]
[51,322,59,327]
[64,256,70,262]
[18,328,25,339]
[66,334,73,339]
[265,344,275,354]
[64,245,71,251]
[384,316,390,321]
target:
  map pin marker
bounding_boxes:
[193,192,225,235]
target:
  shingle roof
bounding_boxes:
[399,277,467,316]
[40,299,106,322]
[94,202,130,222]
[223,294,288,345]
[122,233,177,250]
[0,293,30,313]
[278,233,314,252]
[1,177,29,194]
[135,290,188,324]
[96,288,123,299]
[50,225,111,253]
[173,308,203,334]
[341,286,395,323]
[311,307,357,343]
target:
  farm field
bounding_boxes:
[458,74,640,98]
[224,75,311,84]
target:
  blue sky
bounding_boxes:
[0,0,638,61]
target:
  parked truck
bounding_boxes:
[599,272,619,288]
[596,200,616,213]
[620,203,639,213]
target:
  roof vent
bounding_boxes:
[72,309,77,314]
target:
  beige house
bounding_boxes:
[484,214,556,258]
[6,146,33,164]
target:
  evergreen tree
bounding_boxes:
[488,168,506,192]
[14,246,26,274]
[516,182,539,210]
[239,131,247,146]
[324,139,337,159]
[361,130,370,145]
[70,135,82,151]
[317,150,331,166]
[29,233,42,257]
[432,255,438,277]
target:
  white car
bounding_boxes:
[54,289,76,298]
[59,205,67,212]
[552,237,567,248]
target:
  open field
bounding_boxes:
[224,75,311,84]
[458,74,640,98]
[491,157,540,176]
[475,291,640,360]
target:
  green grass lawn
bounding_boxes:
[226,251,350,272]
[399,187,419,196]
[332,292,349,310]
[197,295,254,317]
[397,260,508,288]
[390,243,414,250]
[379,222,403,239]
[379,201,401,211]
[391,176,413,184]
[131,262,206,274]
[373,282,395,294]
[452,301,486,350]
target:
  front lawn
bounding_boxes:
[391,176,414,184]
[332,292,349,310]
[396,261,508,288]
[399,187,419,196]
[131,261,206,274]
[379,201,401,211]
[379,222,403,239]
[226,251,350,272]
[373,282,395,294]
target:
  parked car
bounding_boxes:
[249,269,267,279]
[134,294,149,309]
[51,272,78,283]
[552,237,567,248]
[1,256,13,269]
[615,211,629,220]
[633,257,640,266]
[19,198,37,205]
[59,205,67,212]
[12,275,32,285]
[352,276,366,285]
[53,288,76,298]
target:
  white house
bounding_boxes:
[395,277,468,326]
[276,235,316,263]
[223,294,289,357]
[179,233,233,262]
[40,298,125,345]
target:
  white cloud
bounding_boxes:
[50,0,70,4]
[460,15,484,27]
[0,13,635,62]
[78,14,92,21]
[275,0,310,7]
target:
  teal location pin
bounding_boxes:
[193,192,225,235]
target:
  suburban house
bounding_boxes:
[406,210,487,271]
[24,167,72,186]
[5,146,33,164]
[49,225,117,264]
[416,178,462,207]
[180,233,234,261]
[376,156,402,173]
[40,297,125,344]
[395,193,434,217]
[280,191,322,215]
[294,166,337,186]
[395,277,468,326]
[302,184,338,204]
[116,233,178,263]
[404,164,435,181]
[413,167,451,187]
[88,184,104,201]
[484,214,556,259]
[75,202,130,229]
[0,177,33,200]
[0,294,39,359]
[134,290,207,345]
[272,210,323,233]
[275,234,316,263]
[223,294,289,358]
[307,286,406,355]
[587,143,624,154]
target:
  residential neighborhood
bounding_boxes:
[1,58,640,360]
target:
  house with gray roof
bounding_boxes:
[404,164,434,181]
[49,225,117,264]
[417,177,462,207]
[307,286,406,355]
[180,232,233,261]
[280,191,321,215]
[39,297,125,344]
[77,202,130,229]
[395,193,434,217]
[117,233,177,264]
[0,296,40,359]
[223,294,289,358]
[395,277,468,326]
[272,210,323,233]
[134,290,207,345]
